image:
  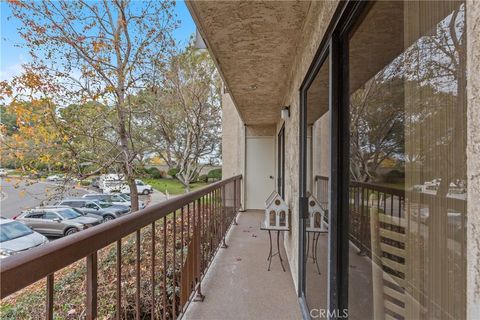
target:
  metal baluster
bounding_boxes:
[151,222,156,319]
[180,206,184,311]
[86,252,98,320]
[116,240,122,320]
[136,231,141,320]
[163,215,167,320]
[172,210,177,320]
[194,198,205,302]
[46,273,54,320]
[221,185,227,248]
[233,181,238,225]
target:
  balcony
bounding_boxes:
[183,210,300,319]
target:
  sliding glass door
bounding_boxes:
[299,1,468,318]
[300,49,331,315]
[278,125,285,198]
[347,1,467,319]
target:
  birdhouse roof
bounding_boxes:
[308,194,325,212]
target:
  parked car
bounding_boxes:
[41,206,104,224]
[16,207,101,237]
[120,179,153,195]
[98,174,125,193]
[46,174,65,182]
[81,193,146,209]
[0,168,8,177]
[91,177,100,188]
[0,218,49,259]
[57,198,130,221]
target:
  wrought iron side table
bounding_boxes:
[305,228,328,274]
[260,221,290,272]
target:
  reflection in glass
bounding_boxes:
[348,1,466,319]
[304,54,330,313]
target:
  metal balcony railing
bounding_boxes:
[0,175,242,319]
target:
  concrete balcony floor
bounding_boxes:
[183,210,301,320]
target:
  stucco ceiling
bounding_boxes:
[187,1,311,125]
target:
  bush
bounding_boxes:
[146,167,163,179]
[207,168,222,181]
[383,169,404,183]
[198,174,208,183]
[167,167,180,178]
[80,180,91,186]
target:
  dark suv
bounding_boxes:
[57,198,130,221]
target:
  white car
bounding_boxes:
[0,168,8,177]
[120,179,153,195]
[46,174,65,182]
[81,193,146,209]
[0,218,49,259]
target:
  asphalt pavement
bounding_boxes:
[0,177,167,219]
[0,177,89,218]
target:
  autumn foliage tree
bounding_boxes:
[8,0,178,209]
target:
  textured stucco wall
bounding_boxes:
[222,91,245,180]
[274,0,340,290]
[467,1,480,318]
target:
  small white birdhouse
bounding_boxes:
[306,194,328,232]
[264,191,289,230]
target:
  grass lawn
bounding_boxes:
[378,182,405,190]
[144,178,209,195]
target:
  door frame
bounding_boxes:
[298,1,368,318]
[278,124,285,198]
[245,135,275,210]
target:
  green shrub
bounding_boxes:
[167,167,180,178]
[80,180,91,186]
[207,168,222,181]
[198,174,208,183]
[146,167,163,179]
[383,169,404,183]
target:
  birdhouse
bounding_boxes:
[306,194,327,232]
[264,191,289,230]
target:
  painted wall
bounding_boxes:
[222,91,245,179]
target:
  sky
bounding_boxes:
[0,1,196,82]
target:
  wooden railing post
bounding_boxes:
[86,252,98,320]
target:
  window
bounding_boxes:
[44,212,59,220]
[347,2,467,319]
[56,209,81,220]
[0,222,33,242]
[63,201,81,208]
[26,212,45,219]
[85,202,98,209]
[277,125,285,198]
[302,50,330,313]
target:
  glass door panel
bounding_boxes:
[304,53,330,313]
[347,1,467,319]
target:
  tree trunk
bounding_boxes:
[127,174,139,211]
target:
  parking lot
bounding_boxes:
[0,177,167,247]
[0,177,89,219]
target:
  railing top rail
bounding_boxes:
[314,175,404,197]
[350,180,405,197]
[0,175,242,299]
